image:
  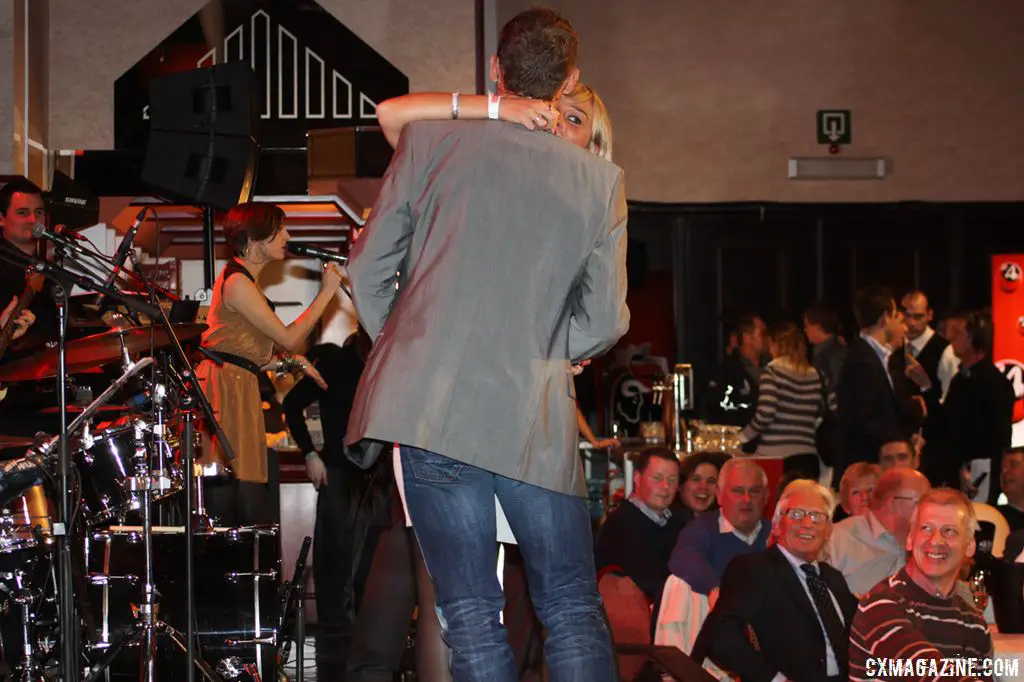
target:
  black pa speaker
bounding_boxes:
[148,60,257,137]
[142,131,258,211]
[142,62,259,211]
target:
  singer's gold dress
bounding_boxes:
[196,260,275,483]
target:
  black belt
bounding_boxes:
[198,347,261,377]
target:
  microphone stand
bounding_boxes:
[15,255,162,682]
[54,279,78,682]
[127,249,234,682]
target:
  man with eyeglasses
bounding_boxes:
[849,488,993,681]
[698,480,857,682]
[827,468,931,596]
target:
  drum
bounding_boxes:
[76,421,182,526]
[0,485,53,555]
[83,525,280,679]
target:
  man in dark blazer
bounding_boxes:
[697,480,858,682]
[943,310,1015,504]
[835,285,907,485]
[344,8,628,682]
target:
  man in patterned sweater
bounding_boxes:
[849,488,993,682]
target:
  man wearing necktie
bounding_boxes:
[699,479,858,682]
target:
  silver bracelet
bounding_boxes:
[451,91,460,120]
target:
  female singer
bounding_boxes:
[198,202,342,526]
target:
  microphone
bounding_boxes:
[32,222,82,250]
[104,207,147,289]
[286,242,348,265]
[53,224,87,241]
[31,222,97,263]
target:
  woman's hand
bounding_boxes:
[292,354,328,390]
[305,452,328,489]
[321,262,344,293]
[570,359,592,376]
[499,97,560,131]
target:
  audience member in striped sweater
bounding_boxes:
[849,488,993,682]
[739,320,836,480]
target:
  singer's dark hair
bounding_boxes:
[223,202,285,257]
[0,178,44,216]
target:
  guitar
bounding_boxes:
[0,271,46,401]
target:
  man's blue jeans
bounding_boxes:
[399,446,616,682]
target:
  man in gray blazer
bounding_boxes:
[345,8,628,682]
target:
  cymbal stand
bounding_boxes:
[82,374,219,682]
[164,364,213,533]
[0,567,46,682]
[129,247,235,681]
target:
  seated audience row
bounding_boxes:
[597,446,1001,682]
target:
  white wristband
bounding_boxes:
[451,91,460,119]
[488,92,501,120]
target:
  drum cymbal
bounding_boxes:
[0,435,34,449]
[0,323,207,382]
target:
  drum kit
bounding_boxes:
[0,229,296,681]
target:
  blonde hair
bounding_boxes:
[567,84,613,161]
[909,487,980,536]
[839,463,881,501]
[768,320,811,372]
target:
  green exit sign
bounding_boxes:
[817,110,851,145]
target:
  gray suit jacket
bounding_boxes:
[344,120,629,496]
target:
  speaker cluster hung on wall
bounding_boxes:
[141,61,260,211]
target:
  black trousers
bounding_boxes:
[345,521,450,682]
[346,519,544,682]
[312,465,364,630]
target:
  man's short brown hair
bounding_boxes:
[497,7,578,100]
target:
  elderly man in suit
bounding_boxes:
[699,480,858,682]
[343,8,628,682]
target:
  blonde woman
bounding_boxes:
[377,83,613,161]
[739,320,836,480]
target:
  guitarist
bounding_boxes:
[0,178,55,349]
[0,179,57,436]
[0,282,37,431]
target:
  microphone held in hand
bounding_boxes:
[286,242,348,265]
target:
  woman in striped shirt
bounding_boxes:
[739,320,836,480]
